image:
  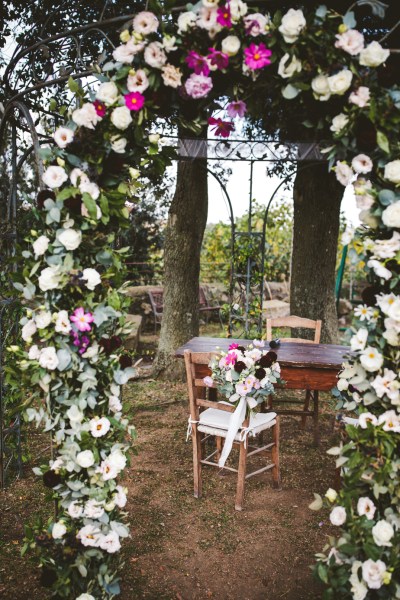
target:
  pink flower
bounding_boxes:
[227,100,247,118]
[185,51,210,75]
[236,382,251,396]
[93,100,106,117]
[217,4,232,28]
[184,73,213,99]
[70,307,94,332]
[228,342,239,350]
[207,48,229,70]
[225,351,238,365]
[244,43,272,70]
[203,376,214,387]
[124,92,145,111]
[208,117,235,138]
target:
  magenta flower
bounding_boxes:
[185,51,210,76]
[244,43,272,70]
[124,92,145,111]
[70,307,94,332]
[79,336,90,355]
[227,100,247,118]
[208,117,235,138]
[228,342,239,351]
[93,100,106,117]
[225,351,238,365]
[208,48,229,70]
[217,4,232,27]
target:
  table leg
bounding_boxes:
[313,390,320,447]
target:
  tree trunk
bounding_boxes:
[290,163,343,344]
[154,150,208,377]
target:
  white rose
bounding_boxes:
[357,497,376,519]
[349,86,370,107]
[311,74,331,101]
[72,102,102,129]
[381,201,400,228]
[28,345,40,360]
[361,559,386,589]
[177,11,197,34]
[84,499,105,519]
[360,346,384,372]
[111,106,133,130]
[109,395,122,413]
[39,347,59,370]
[35,310,52,329]
[70,168,89,187]
[114,485,128,508]
[110,136,127,153]
[58,228,82,251]
[330,113,349,133]
[76,449,95,468]
[161,64,182,89]
[325,488,337,502]
[359,41,390,67]
[221,35,241,57]
[53,127,74,149]
[32,235,50,258]
[335,161,354,186]
[76,595,95,600]
[52,521,67,539]
[367,258,392,279]
[278,53,302,79]
[108,449,127,472]
[38,266,62,291]
[278,8,306,43]
[55,310,71,334]
[22,319,37,341]
[383,160,400,185]
[330,506,346,526]
[133,11,159,35]
[82,268,101,290]
[127,69,149,93]
[96,81,119,105]
[79,180,100,200]
[144,42,167,69]
[328,69,353,95]
[68,501,83,519]
[99,531,121,553]
[335,29,364,55]
[372,520,394,547]
[243,13,269,37]
[112,44,134,64]
[229,0,248,22]
[42,165,68,189]
[352,154,373,174]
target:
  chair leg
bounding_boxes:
[215,436,222,463]
[312,391,320,447]
[192,425,202,499]
[271,418,281,490]
[301,390,312,429]
[235,441,248,511]
[267,394,273,410]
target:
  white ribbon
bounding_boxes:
[218,397,247,468]
[186,416,199,441]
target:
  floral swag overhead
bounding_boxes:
[8,0,400,598]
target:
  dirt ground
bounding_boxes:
[0,368,340,600]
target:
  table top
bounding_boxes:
[175,337,352,370]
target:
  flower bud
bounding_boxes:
[338,23,347,33]
[56,157,66,167]
[120,29,131,43]
[325,488,338,502]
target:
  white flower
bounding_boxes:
[58,228,82,251]
[35,310,52,329]
[161,64,182,89]
[243,13,269,36]
[378,410,400,432]
[77,524,102,547]
[387,298,400,322]
[328,69,353,95]
[42,165,68,189]
[144,42,167,69]
[99,531,121,553]
[81,268,101,291]
[55,310,71,334]
[53,127,74,148]
[383,319,400,347]
[22,319,37,341]
[84,499,105,519]
[67,405,84,424]
[21,200,31,211]
[354,304,374,322]
[114,485,128,508]
[360,346,384,372]
[149,133,160,145]
[32,235,50,258]
[335,29,364,55]
[76,449,95,468]
[371,232,400,260]
[359,41,390,67]
[89,416,111,438]
[111,106,133,130]
[221,35,241,57]
[113,44,135,64]
[108,449,127,472]
[372,520,394,547]
[361,559,386,589]
[330,113,349,134]
[352,154,373,174]
[335,161,354,186]
[330,506,346,526]
[163,35,177,53]
[82,343,99,360]
[278,53,302,79]
[177,11,197,34]
[127,69,149,93]
[109,395,122,413]
[197,6,220,34]
[68,501,83,519]
[382,201,400,227]
[28,345,40,360]
[72,102,102,129]
[70,168,89,187]
[325,488,337,502]
[383,160,400,185]
[357,497,376,519]
[110,136,127,153]
[350,328,368,351]
[79,180,100,200]
[133,11,159,35]
[311,74,331,101]
[349,86,370,107]
[229,0,248,21]
[278,8,306,43]
[337,378,348,391]
[367,259,392,280]
[52,521,67,539]
[39,347,59,370]
[38,265,62,291]
[98,458,118,481]
[76,594,95,600]
[376,293,396,315]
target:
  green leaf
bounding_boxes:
[377,130,390,154]
[67,76,80,93]
[378,189,395,205]
[82,192,97,219]
[56,187,76,201]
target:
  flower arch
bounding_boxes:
[9,2,400,598]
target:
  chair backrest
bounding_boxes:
[148,289,164,313]
[184,350,235,420]
[199,286,208,308]
[266,315,322,344]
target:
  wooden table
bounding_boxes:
[176,337,352,446]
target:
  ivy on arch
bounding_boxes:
[7,2,400,598]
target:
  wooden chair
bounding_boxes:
[266,315,322,444]
[184,350,281,511]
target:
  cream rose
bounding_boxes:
[76,450,95,468]
[177,11,197,34]
[278,53,302,79]
[221,35,241,57]
[39,346,59,370]
[79,180,100,200]
[58,228,82,251]
[330,506,346,526]
[382,202,400,228]
[42,165,68,189]
[349,86,370,107]
[96,81,119,105]
[70,168,89,187]
[72,102,102,129]
[82,268,101,290]
[162,64,183,88]
[32,235,50,258]
[383,160,400,184]
[361,559,386,589]
[330,113,349,133]
[110,136,127,154]
[53,127,74,149]
[278,8,306,43]
[372,520,394,547]
[243,13,269,37]
[111,106,133,130]
[359,41,390,67]
[328,69,353,95]
[35,310,52,329]
[52,521,67,539]
[113,44,134,64]
[38,266,62,291]
[144,42,167,69]
[335,161,354,186]
[311,74,331,101]
[22,319,37,341]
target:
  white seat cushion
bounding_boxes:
[198,402,277,440]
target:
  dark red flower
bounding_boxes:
[208,117,235,138]
[185,51,210,75]
[64,194,83,214]
[361,285,380,307]
[43,470,62,488]
[37,190,55,209]
[234,360,246,373]
[255,367,266,380]
[93,100,106,117]
[119,354,133,369]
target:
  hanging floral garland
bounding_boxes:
[7,1,399,598]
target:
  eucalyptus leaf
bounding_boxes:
[282,84,301,100]
[343,11,356,28]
